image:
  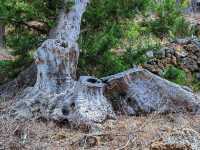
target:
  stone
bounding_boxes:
[171,56,177,65]
[163,128,200,150]
[166,53,172,58]
[196,73,200,81]
[185,44,199,53]
[181,58,199,71]
[155,48,166,58]
[146,50,154,58]
[175,38,191,45]
[190,54,198,61]
[150,141,192,150]
[175,51,188,59]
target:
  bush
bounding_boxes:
[146,0,193,38]
[1,0,197,81]
[162,66,187,85]
[0,0,62,83]
[0,60,13,84]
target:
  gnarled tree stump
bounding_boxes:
[7,0,200,126]
[62,76,115,124]
[11,0,115,125]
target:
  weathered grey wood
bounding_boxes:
[11,0,115,125]
[102,67,200,115]
[12,0,89,121]
[62,76,115,124]
[7,0,200,126]
[191,0,200,13]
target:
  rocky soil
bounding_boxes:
[144,37,200,81]
[1,97,200,150]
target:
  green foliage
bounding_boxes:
[146,0,193,38]
[162,66,187,85]
[170,17,195,38]
[78,0,155,77]
[191,75,200,91]
[192,81,200,91]
[65,0,75,13]
[0,0,197,83]
[0,0,61,83]
[78,0,194,77]
[79,23,129,77]
[0,60,13,84]
[123,42,160,66]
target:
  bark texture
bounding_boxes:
[10,0,115,124]
[6,0,200,126]
[102,67,200,115]
[62,76,116,124]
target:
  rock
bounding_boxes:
[163,128,200,150]
[171,56,177,65]
[196,73,200,81]
[102,67,200,115]
[150,141,192,150]
[175,51,188,59]
[184,44,199,53]
[181,58,199,71]
[175,38,191,45]
[166,53,172,58]
[155,48,166,58]
[190,54,198,61]
[196,51,200,57]
[197,59,200,65]
[166,48,175,55]
[143,64,160,74]
[191,39,200,50]
[146,51,154,58]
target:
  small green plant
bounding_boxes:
[162,66,187,85]
[0,60,12,84]
[146,0,192,38]
[191,75,200,91]
[65,0,75,13]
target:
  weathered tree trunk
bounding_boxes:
[62,76,116,124]
[191,0,200,13]
[6,0,200,127]
[11,0,115,125]
[102,67,200,115]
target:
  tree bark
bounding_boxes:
[11,0,115,125]
[102,67,200,115]
[4,0,200,127]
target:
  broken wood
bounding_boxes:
[102,67,200,115]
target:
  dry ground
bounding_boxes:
[1,97,200,150]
